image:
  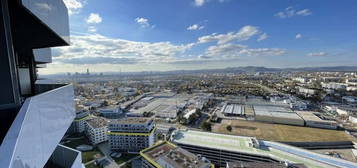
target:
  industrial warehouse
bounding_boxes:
[253,105,305,126]
[218,97,338,129]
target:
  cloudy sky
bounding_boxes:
[40,0,357,74]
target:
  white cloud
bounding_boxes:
[53,34,193,64]
[187,24,205,30]
[63,0,84,15]
[239,48,286,56]
[198,25,260,44]
[194,0,205,6]
[296,9,312,16]
[307,52,328,57]
[295,33,302,39]
[205,43,285,58]
[135,17,154,28]
[88,26,97,33]
[86,13,102,24]
[257,33,268,42]
[194,0,229,7]
[275,7,312,18]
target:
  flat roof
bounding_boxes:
[171,130,354,168]
[296,111,336,123]
[109,117,152,124]
[86,117,108,128]
[254,105,302,120]
[141,142,211,168]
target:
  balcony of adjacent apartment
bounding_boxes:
[0,81,77,168]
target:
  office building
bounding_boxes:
[0,0,83,167]
[108,117,156,153]
[85,117,108,145]
[140,141,213,168]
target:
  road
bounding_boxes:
[97,143,120,168]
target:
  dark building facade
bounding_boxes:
[0,0,82,167]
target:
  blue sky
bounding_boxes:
[40,0,357,74]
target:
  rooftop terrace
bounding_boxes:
[109,117,153,124]
[141,141,211,168]
[86,117,108,128]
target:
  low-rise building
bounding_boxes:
[290,101,308,111]
[253,105,304,126]
[296,111,337,129]
[171,130,357,168]
[85,117,108,145]
[336,106,357,116]
[100,107,123,119]
[293,77,309,83]
[346,79,357,86]
[321,82,347,90]
[298,87,316,96]
[108,117,156,153]
[342,96,357,104]
[349,115,357,124]
[347,86,357,91]
[140,141,212,168]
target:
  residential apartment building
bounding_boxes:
[140,141,212,168]
[321,82,347,90]
[108,117,156,153]
[0,0,84,167]
[69,111,91,133]
[85,117,108,145]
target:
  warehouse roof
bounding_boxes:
[296,111,336,123]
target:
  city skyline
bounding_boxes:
[40,0,357,74]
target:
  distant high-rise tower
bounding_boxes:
[86,68,90,75]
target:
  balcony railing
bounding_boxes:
[45,144,85,168]
[0,84,75,168]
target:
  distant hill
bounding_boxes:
[41,66,357,78]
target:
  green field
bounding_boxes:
[62,137,103,163]
[213,119,354,142]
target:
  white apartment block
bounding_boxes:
[321,82,347,90]
[108,117,156,153]
[85,117,108,145]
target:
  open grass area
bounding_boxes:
[62,136,90,149]
[212,119,354,142]
[113,153,138,165]
[82,148,103,163]
[62,137,103,163]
